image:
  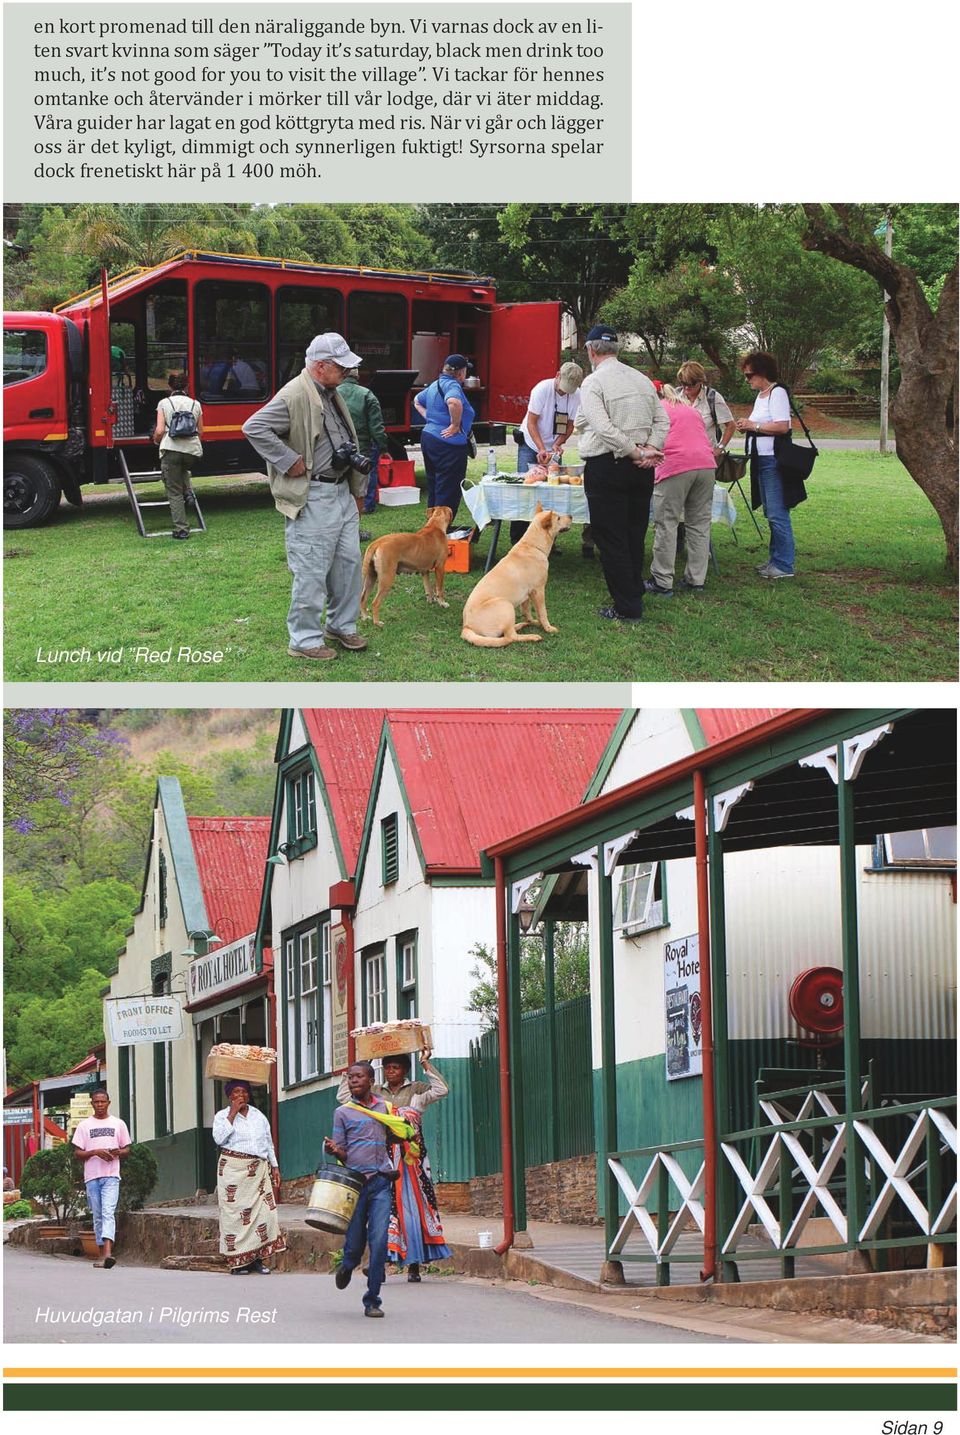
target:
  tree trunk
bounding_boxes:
[801,205,958,576]
[894,368,959,574]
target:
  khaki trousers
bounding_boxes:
[159,450,193,535]
[650,469,715,589]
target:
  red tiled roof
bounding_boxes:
[187,816,272,949]
[301,710,387,871]
[386,710,620,870]
[695,709,788,745]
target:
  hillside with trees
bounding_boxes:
[3,709,277,1087]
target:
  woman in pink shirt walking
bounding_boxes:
[645,385,718,595]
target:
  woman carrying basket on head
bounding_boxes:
[386,1056,451,1282]
[212,1080,286,1275]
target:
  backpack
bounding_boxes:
[706,387,721,442]
[165,396,199,439]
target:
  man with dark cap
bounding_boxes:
[413,354,475,519]
[242,333,370,663]
[573,326,669,622]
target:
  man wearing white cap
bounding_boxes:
[242,334,370,662]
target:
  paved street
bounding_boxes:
[4,1246,737,1344]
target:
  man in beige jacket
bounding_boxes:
[242,334,369,662]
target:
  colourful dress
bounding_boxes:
[387,1105,451,1267]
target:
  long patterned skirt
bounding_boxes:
[216,1151,287,1269]
[387,1153,451,1267]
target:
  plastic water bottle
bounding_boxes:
[486,446,497,476]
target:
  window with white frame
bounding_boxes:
[284,764,318,856]
[299,927,319,1079]
[321,918,333,1074]
[282,916,328,1085]
[364,949,386,1024]
[284,936,297,1086]
[398,933,417,1019]
[875,826,956,869]
[615,861,665,934]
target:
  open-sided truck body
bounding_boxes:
[3,249,562,527]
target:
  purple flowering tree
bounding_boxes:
[3,710,127,834]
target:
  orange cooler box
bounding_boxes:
[444,538,470,573]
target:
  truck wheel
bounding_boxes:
[4,454,62,529]
[386,437,409,461]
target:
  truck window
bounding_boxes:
[276,285,343,387]
[4,329,47,386]
[195,280,269,402]
[348,291,408,376]
[145,283,188,395]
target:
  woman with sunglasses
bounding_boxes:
[675,361,735,457]
[736,351,798,579]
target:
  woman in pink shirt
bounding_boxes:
[646,385,717,595]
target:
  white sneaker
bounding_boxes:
[760,565,795,580]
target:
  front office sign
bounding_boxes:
[105,995,184,1046]
[664,933,702,1082]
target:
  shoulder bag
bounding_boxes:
[772,386,818,480]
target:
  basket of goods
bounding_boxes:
[351,1018,432,1061]
[205,1042,277,1087]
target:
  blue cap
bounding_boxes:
[443,354,470,371]
[586,325,618,344]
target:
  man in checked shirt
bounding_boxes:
[573,325,669,622]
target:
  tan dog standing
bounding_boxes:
[360,506,454,626]
[461,505,571,647]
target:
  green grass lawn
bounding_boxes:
[4,452,955,683]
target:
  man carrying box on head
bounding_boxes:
[72,1086,131,1269]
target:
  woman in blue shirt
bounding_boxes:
[413,354,475,517]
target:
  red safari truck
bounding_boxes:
[3,249,562,528]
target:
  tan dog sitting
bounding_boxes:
[360,506,454,626]
[461,505,571,648]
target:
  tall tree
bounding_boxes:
[329,204,434,270]
[497,205,634,346]
[711,206,876,389]
[420,204,634,342]
[801,204,958,574]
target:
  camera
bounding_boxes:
[332,441,372,475]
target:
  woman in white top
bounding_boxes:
[212,1080,285,1274]
[735,351,797,578]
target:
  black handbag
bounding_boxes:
[772,387,818,480]
[715,450,747,485]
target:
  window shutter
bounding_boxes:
[381,813,399,885]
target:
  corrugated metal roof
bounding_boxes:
[387,710,620,870]
[301,709,386,871]
[187,816,272,949]
[695,709,788,745]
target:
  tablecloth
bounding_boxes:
[462,477,738,530]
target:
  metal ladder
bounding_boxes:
[117,450,206,538]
